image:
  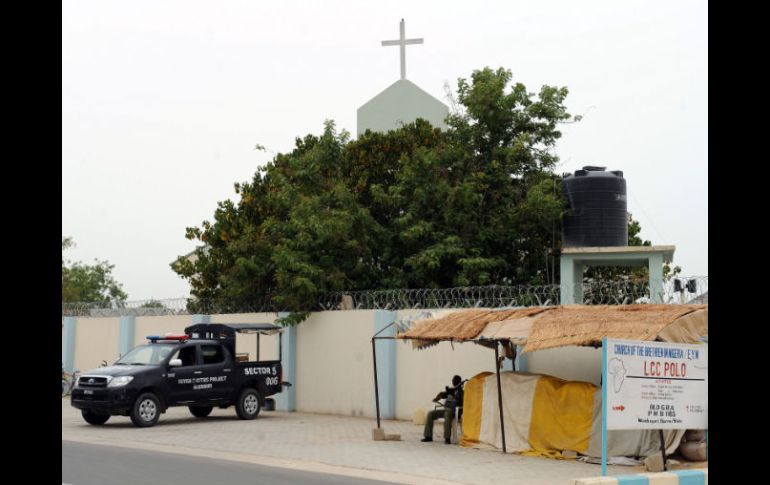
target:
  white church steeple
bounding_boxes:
[357,19,448,137]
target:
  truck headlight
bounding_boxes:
[108,376,134,388]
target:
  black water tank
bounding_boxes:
[562,166,627,247]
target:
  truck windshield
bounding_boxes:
[115,344,176,366]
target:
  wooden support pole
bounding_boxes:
[495,342,507,453]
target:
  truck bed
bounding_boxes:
[234,359,282,397]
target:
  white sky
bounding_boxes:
[62,0,707,301]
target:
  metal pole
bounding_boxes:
[659,429,667,471]
[601,337,608,476]
[257,333,260,361]
[372,338,381,429]
[494,342,507,453]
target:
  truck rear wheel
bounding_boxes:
[130,392,160,427]
[81,410,110,425]
[235,388,261,420]
[189,405,213,418]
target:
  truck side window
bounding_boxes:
[201,345,225,365]
[172,346,197,367]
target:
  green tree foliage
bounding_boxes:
[172,67,584,324]
[62,237,128,305]
[174,68,577,322]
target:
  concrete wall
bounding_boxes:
[527,346,602,386]
[73,317,121,371]
[134,315,191,345]
[63,308,605,419]
[394,309,498,420]
[294,310,374,417]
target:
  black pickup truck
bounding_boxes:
[70,323,289,427]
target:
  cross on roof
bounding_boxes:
[381,19,424,80]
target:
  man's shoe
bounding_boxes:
[421,437,433,442]
[445,437,451,444]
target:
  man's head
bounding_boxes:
[452,375,462,387]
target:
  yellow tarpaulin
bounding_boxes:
[459,371,492,447]
[460,371,684,459]
[522,375,595,458]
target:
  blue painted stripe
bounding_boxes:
[62,317,77,372]
[670,470,706,485]
[118,315,135,358]
[615,475,648,485]
[275,312,296,412]
[578,471,706,485]
[374,310,397,419]
[191,314,210,324]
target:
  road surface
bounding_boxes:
[62,441,398,485]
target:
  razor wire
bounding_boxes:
[317,285,562,311]
[61,276,707,317]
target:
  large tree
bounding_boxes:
[62,237,128,305]
[173,67,580,323]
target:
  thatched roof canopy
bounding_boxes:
[397,307,552,348]
[396,304,707,351]
[522,304,707,352]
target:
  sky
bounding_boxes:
[62,0,707,301]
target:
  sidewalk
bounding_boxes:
[61,399,699,485]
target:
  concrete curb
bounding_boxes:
[570,469,707,485]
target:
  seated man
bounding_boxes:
[421,375,464,444]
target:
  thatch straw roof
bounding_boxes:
[397,307,551,348]
[396,304,707,351]
[521,304,707,352]
[476,316,537,344]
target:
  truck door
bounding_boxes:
[198,344,235,401]
[167,344,200,404]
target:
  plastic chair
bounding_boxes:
[450,406,463,444]
[433,401,463,444]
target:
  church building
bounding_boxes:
[357,19,449,137]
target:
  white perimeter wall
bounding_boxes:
[134,315,190,344]
[66,309,604,418]
[527,346,602,386]
[394,309,498,420]
[73,317,121,371]
[295,310,374,417]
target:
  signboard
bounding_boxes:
[604,338,708,430]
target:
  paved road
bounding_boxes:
[65,399,702,484]
[62,441,398,485]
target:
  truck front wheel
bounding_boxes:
[81,410,110,425]
[235,388,261,420]
[189,405,213,418]
[130,392,160,427]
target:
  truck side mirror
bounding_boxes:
[169,359,182,367]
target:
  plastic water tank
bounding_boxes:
[562,166,627,247]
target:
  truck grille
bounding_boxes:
[78,376,109,388]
